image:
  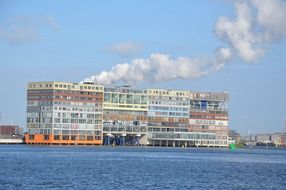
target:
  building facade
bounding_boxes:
[189,92,229,147]
[25,82,104,145]
[0,125,23,144]
[229,130,241,144]
[255,134,271,144]
[271,133,286,146]
[102,87,148,145]
[147,89,190,147]
[26,82,230,147]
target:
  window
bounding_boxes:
[29,135,34,140]
[54,135,61,140]
[62,135,69,140]
[44,135,49,140]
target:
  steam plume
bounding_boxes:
[85,0,286,85]
[85,48,231,85]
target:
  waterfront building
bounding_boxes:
[188,92,229,147]
[255,134,271,144]
[229,130,241,144]
[271,133,286,146]
[0,125,21,138]
[102,86,148,145]
[25,82,230,147]
[25,82,104,145]
[0,125,23,144]
[147,89,190,147]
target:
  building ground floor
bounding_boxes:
[25,131,229,147]
[25,134,102,145]
[148,139,228,148]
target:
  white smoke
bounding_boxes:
[85,0,286,85]
[84,48,231,85]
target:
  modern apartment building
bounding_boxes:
[147,90,229,147]
[189,92,229,147]
[26,81,229,147]
[102,87,148,145]
[25,82,104,145]
[147,89,190,146]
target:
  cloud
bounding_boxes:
[85,0,286,85]
[43,16,61,32]
[0,25,39,44]
[106,41,144,56]
[0,16,60,44]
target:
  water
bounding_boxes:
[0,145,286,190]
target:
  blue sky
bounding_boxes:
[1,0,286,135]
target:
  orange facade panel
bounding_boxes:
[25,134,102,145]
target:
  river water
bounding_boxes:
[0,145,285,189]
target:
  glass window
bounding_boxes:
[119,94,126,104]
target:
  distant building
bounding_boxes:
[25,81,230,147]
[255,134,271,143]
[229,130,241,144]
[0,125,21,138]
[271,133,286,146]
[0,125,23,144]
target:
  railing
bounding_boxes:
[148,131,216,141]
[103,125,147,134]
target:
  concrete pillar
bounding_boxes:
[121,136,125,146]
[107,136,110,146]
